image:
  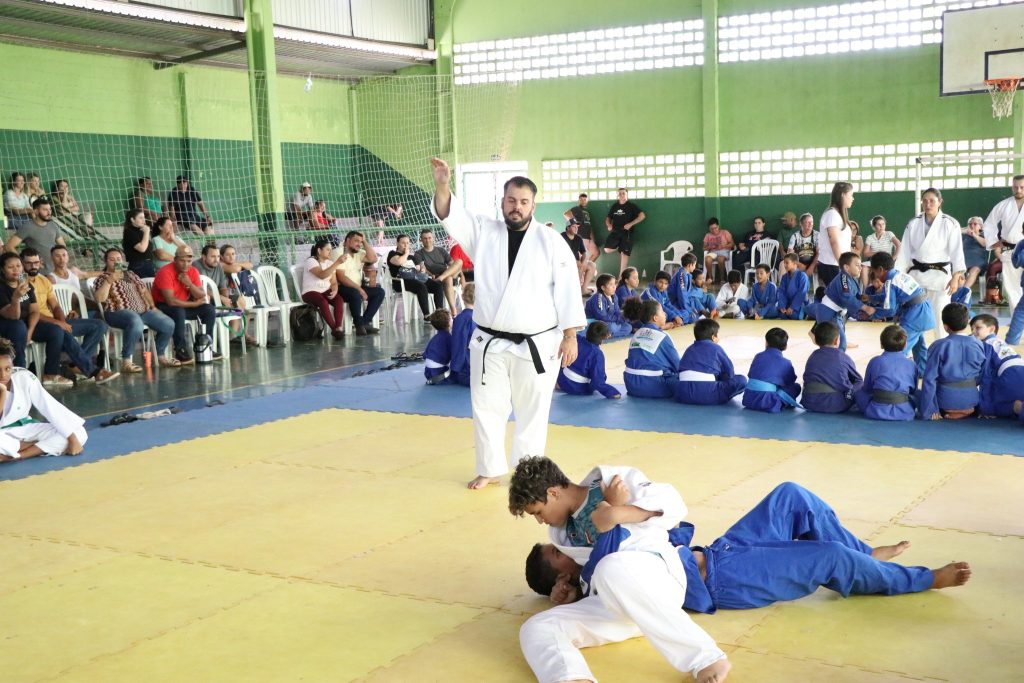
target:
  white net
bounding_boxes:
[0,67,520,272]
[985,78,1020,120]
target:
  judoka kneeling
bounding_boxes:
[0,336,87,462]
[526,482,971,621]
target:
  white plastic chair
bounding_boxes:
[199,274,244,358]
[256,265,303,345]
[52,283,112,370]
[659,240,693,276]
[245,270,285,346]
[744,239,781,284]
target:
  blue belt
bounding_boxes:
[746,378,802,408]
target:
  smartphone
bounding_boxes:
[115,261,128,272]
[17,273,26,283]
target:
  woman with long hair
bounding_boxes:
[817,182,855,285]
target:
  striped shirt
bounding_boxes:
[94,271,150,313]
[865,231,896,255]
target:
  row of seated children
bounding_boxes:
[422,283,475,386]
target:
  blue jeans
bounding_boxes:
[31,321,94,376]
[68,317,108,358]
[104,309,175,359]
[0,318,29,367]
[156,302,216,352]
[339,284,385,327]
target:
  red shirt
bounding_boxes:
[449,242,473,271]
[152,262,201,305]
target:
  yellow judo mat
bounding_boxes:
[2,406,1022,682]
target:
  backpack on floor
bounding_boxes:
[290,304,324,342]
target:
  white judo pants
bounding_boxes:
[924,287,951,341]
[0,424,87,458]
[469,344,560,478]
[1000,250,1023,311]
[519,552,726,683]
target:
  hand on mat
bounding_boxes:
[601,475,629,506]
[64,433,84,456]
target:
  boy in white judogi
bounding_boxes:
[430,158,587,490]
[0,338,87,461]
[982,175,1024,311]
[895,188,965,340]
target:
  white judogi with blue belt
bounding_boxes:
[432,195,586,478]
[983,194,1024,311]
[0,367,88,458]
[896,211,965,340]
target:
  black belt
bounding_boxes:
[803,381,839,395]
[477,324,558,381]
[909,259,950,273]
[872,389,910,405]
[1003,240,1018,249]
[940,378,977,389]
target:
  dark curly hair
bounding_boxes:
[525,543,560,596]
[0,336,14,358]
[508,456,571,516]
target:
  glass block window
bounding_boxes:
[541,154,706,202]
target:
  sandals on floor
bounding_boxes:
[121,361,144,373]
[158,358,182,368]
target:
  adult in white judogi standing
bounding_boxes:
[430,158,586,489]
[895,187,965,340]
[983,175,1024,311]
[0,337,87,462]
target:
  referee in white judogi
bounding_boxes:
[983,175,1024,311]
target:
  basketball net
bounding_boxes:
[985,78,1020,119]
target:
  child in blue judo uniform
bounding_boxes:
[640,271,687,327]
[1005,242,1024,345]
[556,321,621,399]
[918,303,986,420]
[675,318,747,405]
[776,253,809,320]
[951,285,971,307]
[816,252,875,351]
[715,269,748,319]
[855,324,918,421]
[689,270,718,319]
[525,481,971,613]
[423,309,453,384]
[802,321,862,413]
[743,327,802,412]
[739,263,779,320]
[859,276,894,321]
[615,267,639,304]
[585,273,631,338]
[868,252,935,375]
[802,286,827,321]
[622,298,680,398]
[970,313,1024,418]
[668,253,700,318]
[448,282,475,386]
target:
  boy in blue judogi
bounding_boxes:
[951,285,971,307]
[584,273,631,338]
[615,267,639,304]
[668,253,700,315]
[1005,242,1024,345]
[739,263,779,320]
[970,313,1024,418]
[622,298,680,398]
[743,327,801,412]
[918,303,986,420]
[859,277,894,321]
[802,286,827,321]
[855,324,918,421]
[777,253,809,320]
[869,252,935,375]
[557,321,621,399]
[640,271,688,326]
[526,482,971,615]
[423,309,453,384]
[802,321,862,413]
[817,252,875,351]
[448,283,475,386]
[674,318,747,405]
[689,270,718,319]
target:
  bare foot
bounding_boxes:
[872,540,911,561]
[1014,400,1022,416]
[696,658,731,683]
[931,561,972,589]
[846,342,859,349]
[467,475,500,490]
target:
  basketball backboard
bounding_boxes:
[941,2,1024,96]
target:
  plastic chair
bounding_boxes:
[245,270,286,347]
[659,240,693,276]
[255,265,303,343]
[199,274,244,358]
[53,283,112,370]
[744,239,781,284]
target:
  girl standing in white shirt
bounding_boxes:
[817,182,854,286]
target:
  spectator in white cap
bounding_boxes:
[290,182,314,229]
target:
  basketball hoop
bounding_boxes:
[985,77,1021,119]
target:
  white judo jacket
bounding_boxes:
[896,211,965,291]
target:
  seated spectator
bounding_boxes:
[702,217,734,284]
[733,216,769,271]
[585,273,631,338]
[854,324,918,422]
[449,241,473,282]
[0,253,64,385]
[416,228,463,312]
[715,269,748,319]
[961,216,989,293]
[51,179,93,229]
[302,237,348,340]
[562,220,596,295]
[196,244,253,344]
[167,176,213,236]
[335,231,383,335]
[615,267,639,304]
[742,327,802,413]
[151,217,186,270]
[122,209,156,278]
[690,270,718,319]
[93,247,177,372]
[787,213,818,275]
[0,336,88,462]
[219,244,259,344]
[449,282,474,386]
[4,172,32,232]
[802,321,862,413]
[132,176,163,225]
[423,309,454,384]
[918,303,985,420]
[310,200,338,245]
[289,182,314,230]
[388,234,439,319]
[48,245,100,299]
[21,249,117,385]
[862,215,901,287]
[153,245,220,363]
[4,197,66,275]
[370,203,404,244]
[556,321,621,399]
[25,173,46,204]
[776,211,800,261]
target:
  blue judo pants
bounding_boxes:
[701,482,934,610]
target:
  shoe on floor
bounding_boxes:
[93,369,121,384]
[331,329,345,340]
[355,326,368,336]
[42,375,74,388]
[174,349,195,365]
[366,326,379,335]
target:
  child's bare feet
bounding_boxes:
[696,658,731,683]
[467,475,500,490]
[871,540,911,561]
[1014,400,1022,416]
[931,561,972,589]
[846,342,859,349]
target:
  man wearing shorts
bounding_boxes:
[604,188,645,274]
[563,193,598,263]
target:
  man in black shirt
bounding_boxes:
[561,220,596,295]
[563,193,598,262]
[167,176,214,236]
[604,188,645,274]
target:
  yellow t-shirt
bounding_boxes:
[334,247,367,286]
[29,274,54,317]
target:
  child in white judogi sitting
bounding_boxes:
[0,336,87,462]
